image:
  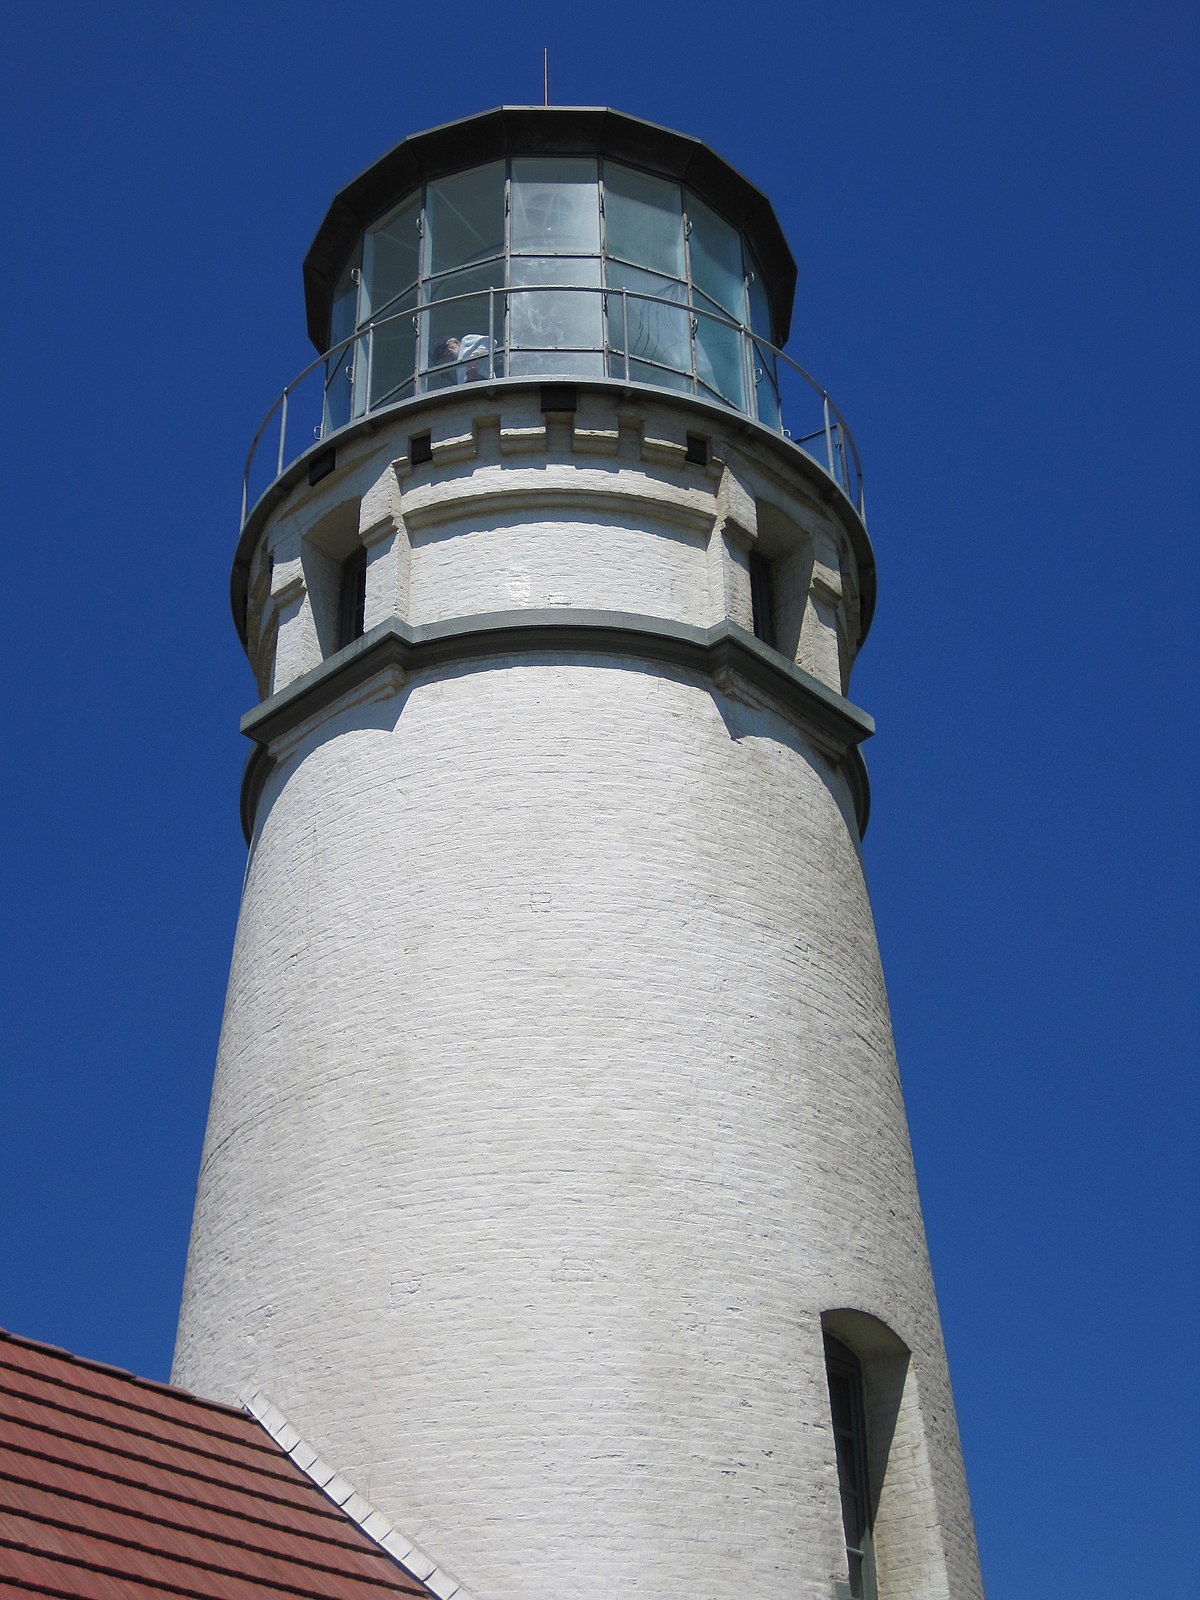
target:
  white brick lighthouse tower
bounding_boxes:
[174,107,984,1599]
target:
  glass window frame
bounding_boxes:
[324,155,779,428]
[361,193,422,327]
[510,156,601,258]
[824,1334,878,1600]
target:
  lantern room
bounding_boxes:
[239,107,864,542]
[302,106,798,430]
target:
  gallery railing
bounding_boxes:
[241,286,866,527]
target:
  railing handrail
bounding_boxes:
[241,286,866,529]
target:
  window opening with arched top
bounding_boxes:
[825,1332,878,1600]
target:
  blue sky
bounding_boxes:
[1,3,1196,1593]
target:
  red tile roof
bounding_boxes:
[0,1328,432,1599]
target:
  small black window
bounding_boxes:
[308,445,337,486]
[337,547,368,649]
[749,551,775,647]
[825,1334,876,1600]
[540,384,577,414]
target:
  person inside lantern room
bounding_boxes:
[432,333,495,382]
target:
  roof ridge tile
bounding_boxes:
[242,1393,470,1600]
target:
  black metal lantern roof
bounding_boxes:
[303,106,798,352]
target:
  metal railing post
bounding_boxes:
[239,288,868,532]
[822,394,836,479]
[276,388,289,478]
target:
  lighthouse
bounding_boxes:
[173,106,984,1599]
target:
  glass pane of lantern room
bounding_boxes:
[329,256,360,345]
[603,164,685,279]
[606,261,691,385]
[511,158,600,255]
[324,256,361,433]
[323,343,354,434]
[362,195,420,321]
[753,347,782,430]
[746,258,781,428]
[694,311,746,410]
[509,256,602,349]
[746,254,773,339]
[688,193,746,320]
[425,261,504,337]
[368,291,417,406]
[423,263,503,388]
[426,162,505,275]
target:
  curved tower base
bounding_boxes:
[176,378,982,1598]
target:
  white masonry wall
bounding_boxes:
[178,388,982,1600]
[242,391,864,701]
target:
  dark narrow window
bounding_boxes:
[540,384,577,414]
[825,1334,876,1600]
[308,445,337,486]
[749,551,775,647]
[337,547,368,649]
